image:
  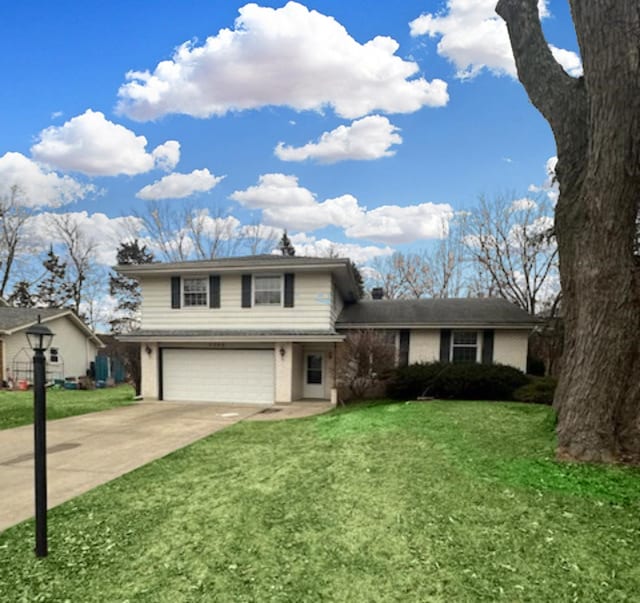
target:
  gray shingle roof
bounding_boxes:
[336,298,537,327]
[0,308,69,332]
[116,254,350,273]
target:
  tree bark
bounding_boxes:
[497,0,640,463]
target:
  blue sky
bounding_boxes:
[0,0,578,265]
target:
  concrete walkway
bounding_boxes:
[0,401,263,532]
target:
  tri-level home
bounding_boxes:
[117,255,537,405]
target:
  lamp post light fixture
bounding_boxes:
[25,316,55,558]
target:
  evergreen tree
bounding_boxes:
[36,247,73,308]
[8,281,35,307]
[349,261,365,299]
[109,240,154,397]
[278,230,295,256]
[109,239,154,334]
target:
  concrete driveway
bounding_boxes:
[0,401,263,532]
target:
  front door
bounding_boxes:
[303,353,324,399]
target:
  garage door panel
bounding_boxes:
[162,349,274,403]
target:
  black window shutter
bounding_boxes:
[482,329,494,364]
[241,274,252,308]
[209,275,220,309]
[170,277,181,309]
[284,273,295,308]
[439,329,451,363]
[399,330,410,367]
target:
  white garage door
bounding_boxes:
[162,349,274,403]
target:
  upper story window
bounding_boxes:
[183,278,207,307]
[49,347,59,363]
[254,275,281,306]
[452,331,478,363]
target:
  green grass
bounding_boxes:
[1,400,639,602]
[0,385,135,430]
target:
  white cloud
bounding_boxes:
[344,202,453,244]
[528,156,558,202]
[275,115,402,163]
[31,109,180,176]
[0,152,94,207]
[409,0,581,80]
[25,211,141,265]
[151,140,181,172]
[230,173,317,208]
[231,173,453,244]
[549,45,583,77]
[289,233,394,264]
[510,197,538,211]
[264,194,364,232]
[136,169,224,200]
[117,1,448,121]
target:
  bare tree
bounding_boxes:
[497,0,640,463]
[0,185,32,298]
[463,194,559,314]
[337,330,396,401]
[369,219,465,299]
[242,222,278,256]
[48,214,98,315]
[134,202,277,260]
[134,202,192,262]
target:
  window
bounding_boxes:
[49,347,59,363]
[452,331,478,363]
[306,354,323,384]
[254,275,281,306]
[183,278,207,307]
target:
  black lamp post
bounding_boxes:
[25,316,55,558]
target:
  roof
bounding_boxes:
[0,307,104,346]
[336,298,538,328]
[116,254,350,274]
[115,254,361,303]
[118,329,344,343]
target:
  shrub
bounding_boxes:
[513,376,557,405]
[526,355,546,376]
[387,362,529,401]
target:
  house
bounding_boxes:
[116,255,537,405]
[0,307,104,386]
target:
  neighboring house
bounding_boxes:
[0,308,103,385]
[117,255,537,405]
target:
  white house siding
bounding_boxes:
[408,330,440,364]
[3,315,98,381]
[274,342,293,403]
[141,342,158,399]
[140,272,333,331]
[330,281,345,326]
[291,343,304,400]
[493,330,529,372]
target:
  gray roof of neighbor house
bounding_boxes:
[0,307,104,345]
[337,298,538,328]
[115,254,361,302]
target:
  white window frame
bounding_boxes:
[183,277,208,307]
[49,347,59,364]
[451,330,481,363]
[253,274,282,307]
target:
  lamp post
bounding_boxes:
[25,316,54,558]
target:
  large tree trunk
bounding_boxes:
[497,0,640,463]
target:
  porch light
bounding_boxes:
[25,320,55,353]
[279,347,286,358]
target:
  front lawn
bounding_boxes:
[1,400,639,601]
[0,384,135,430]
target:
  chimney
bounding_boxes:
[371,287,384,300]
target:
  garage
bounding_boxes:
[161,348,274,403]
